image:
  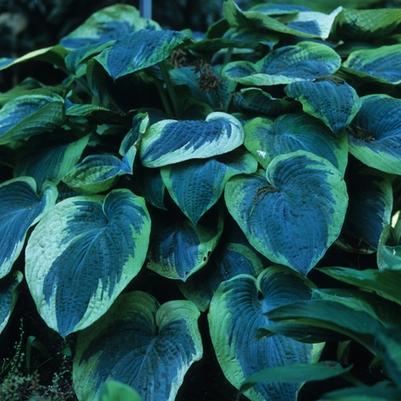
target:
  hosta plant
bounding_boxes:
[1,1,401,401]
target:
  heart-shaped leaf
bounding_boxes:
[147,213,223,281]
[343,44,401,85]
[161,150,257,224]
[25,189,151,336]
[15,135,89,188]
[73,291,202,401]
[0,94,64,146]
[0,177,57,278]
[63,154,133,194]
[341,169,392,251]
[0,271,23,334]
[285,78,361,134]
[244,114,348,173]
[223,41,341,86]
[225,151,348,275]
[348,94,401,175]
[95,29,189,80]
[179,242,265,311]
[140,112,244,167]
[208,267,318,401]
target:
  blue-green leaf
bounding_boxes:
[179,242,264,311]
[63,154,132,194]
[348,94,401,175]
[0,177,57,278]
[25,189,151,336]
[223,41,341,86]
[225,151,348,275]
[244,114,348,173]
[285,78,361,134]
[341,169,392,251]
[140,112,244,167]
[15,135,89,188]
[137,168,166,210]
[147,214,223,281]
[343,44,401,85]
[161,151,257,224]
[95,30,189,80]
[233,88,292,116]
[0,271,23,334]
[223,0,341,39]
[99,380,142,401]
[377,222,401,271]
[0,94,64,146]
[337,9,401,40]
[208,267,319,401]
[73,291,202,401]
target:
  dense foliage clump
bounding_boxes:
[1,1,401,400]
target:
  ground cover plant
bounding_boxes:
[1,0,401,400]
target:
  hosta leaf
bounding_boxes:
[95,30,189,80]
[242,362,351,392]
[0,177,57,279]
[0,94,64,146]
[0,271,23,334]
[0,46,66,71]
[137,168,166,210]
[320,381,401,401]
[244,114,348,173]
[179,242,264,311]
[63,154,132,194]
[225,151,348,275]
[343,44,401,85]
[208,267,318,401]
[61,4,159,49]
[15,135,90,188]
[25,189,151,336]
[99,380,142,401]
[233,88,292,116]
[377,224,401,271]
[161,151,257,224]
[73,291,202,401]
[336,9,401,40]
[140,112,244,167]
[147,214,223,281]
[348,95,401,175]
[320,267,401,307]
[223,0,341,39]
[285,78,361,134]
[224,41,341,86]
[341,169,392,251]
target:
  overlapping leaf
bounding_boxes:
[0,177,57,278]
[244,114,348,173]
[73,291,202,401]
[0,271,23,334]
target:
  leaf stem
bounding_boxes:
[160,61,179,117]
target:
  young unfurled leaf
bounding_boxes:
[25,189,151,336]
[73,292,202,401]
[225,151,348,275]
